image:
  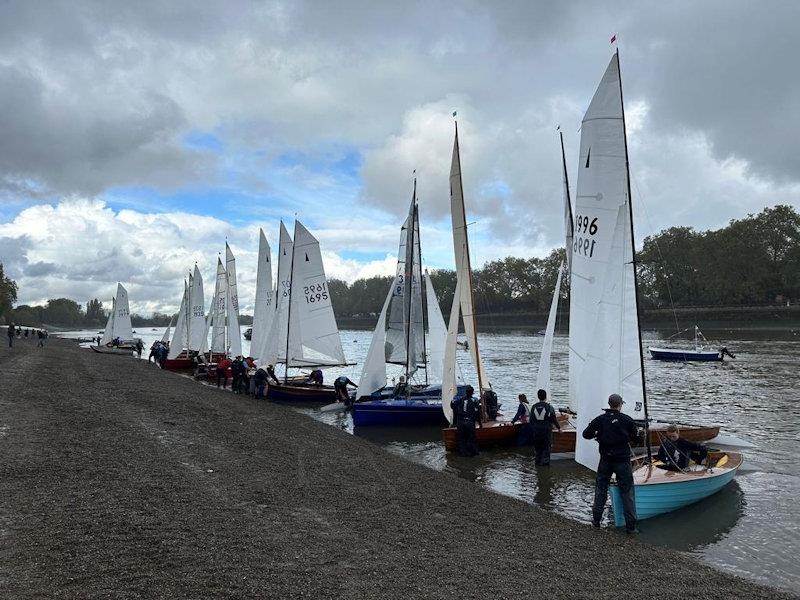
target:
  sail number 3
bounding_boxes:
[304,282,329,303]
[573,215,598,258]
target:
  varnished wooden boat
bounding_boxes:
[442,419,719,452]
[266,380,337,402]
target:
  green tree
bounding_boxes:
[85,298,106,325]
[0,263,18,322]
[42,298,84,326]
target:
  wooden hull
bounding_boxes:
[610,452,742,525]
[442,420,719,452]
[266,382,336,402]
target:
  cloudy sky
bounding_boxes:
[1,1,799,315]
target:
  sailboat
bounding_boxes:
[249,228,275,363]
[91,283,138,355]
[164,265,205,371]
[648,325,735,361]
[161,316,173,344]
[265,220,353,402]
[351,182,458,426]
[571,51,740,524]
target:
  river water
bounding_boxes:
[64,326,800,594]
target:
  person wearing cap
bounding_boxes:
[657,424,708,470]
[582,393,639,532]
[450,384,482,456]
[530,389,561,466]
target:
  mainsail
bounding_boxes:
[358,275,398,395]
[225,243,242,357]
[286,221,347,368]
[100,297,115,345]
[263,222,293,366]
[113,283,134,341]
[210,258,228,353]
[188,265,205,351]
[167,280,188,359]
[571,52,646,471]
[449,124,489,392]
[250,229,275,361]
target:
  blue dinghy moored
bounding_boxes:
[352,384,468,427]
[648,347,723,362]
[610,452,742,526]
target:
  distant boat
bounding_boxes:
[648,326,735,362]
[90,283,138,354]
[164,265,205,372]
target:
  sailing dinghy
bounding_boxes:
[164,266,205,371]
[265,221,353,402]
[648,326,735,361]
[352,183,462,426]
[90,283,138,355]
[571,51,739,524]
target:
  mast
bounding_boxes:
[284,220,298,383]
[616,49,652,462]
[403,180,417,392]
[454,121,485,399]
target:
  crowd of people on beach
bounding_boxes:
[148,341,170,366]
[6,323,48,348]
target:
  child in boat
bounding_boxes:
[657,424,709,470]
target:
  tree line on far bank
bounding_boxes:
[1,204,798,327]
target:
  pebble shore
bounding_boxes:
[0,339,793,599]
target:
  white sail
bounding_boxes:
[358,276,397,396]
[286,221,347,367]
[407,201,425,376]
[112,283,133,341]
[161,315,174,343]
[210,258,227,353]
[167,281,188,359]
[386,214,409,365]
[535,261,564,396]
[189,265,205,351]
[225,243,242,357]
[424,271,447,385]
[441,273,463,425]
[561,132,575,271]
[250,229,275,361]
[449,126,489,390]
[571,53,645,471]
[100,297,115,345]
[263,222,293,366]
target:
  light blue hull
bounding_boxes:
[610,468,738,526]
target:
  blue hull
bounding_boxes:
[352,398,447,427]
[610,468,738,526]
[648,347,722,361]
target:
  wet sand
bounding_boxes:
[0,339,792,599]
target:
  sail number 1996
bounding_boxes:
[573,215,598,258]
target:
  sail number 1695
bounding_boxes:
[573,215,598,258]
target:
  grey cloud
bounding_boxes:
[25,261,59,277]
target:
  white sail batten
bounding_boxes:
[113,283,133,341]
[263,222,293,366]
[358,276,397,395]
[100,297,115,345]
[535,261,564,397]
[250,229,275,361]
[572,53,646,471]
[449,127,489,390]
[441,273,463,425]
[425,272,447,385]
[210,258,227,353]
[286,221,347,367]
[225,244,242,357]
[189,265,205,351]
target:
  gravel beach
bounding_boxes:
[0,339,792,599]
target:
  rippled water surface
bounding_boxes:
[66,326,800,593]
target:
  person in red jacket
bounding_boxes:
[216,357,232,389]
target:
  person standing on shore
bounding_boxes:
[7,323,15,347]
[581,394,639,532]
[530,389,561,466]
[37,330,45,347]
[511,394,533,445]
[216,356,231,389]
[451,385,482,457]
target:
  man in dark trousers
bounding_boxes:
[582,393,640,533]
[7,323,14,347]
[530,389,561,466]
[334,375,358,406]
[450,385,482,457]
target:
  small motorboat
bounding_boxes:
[610,451,742,525]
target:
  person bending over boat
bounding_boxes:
[451,385,482,457]
[334,375,358,406]
[530,389,561,466]
[657,424,708,471]
[216,357,232,389]
[392,375,408,398]
[307,369,324,386]
[582,394,639,533]
[253,368,269,399]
